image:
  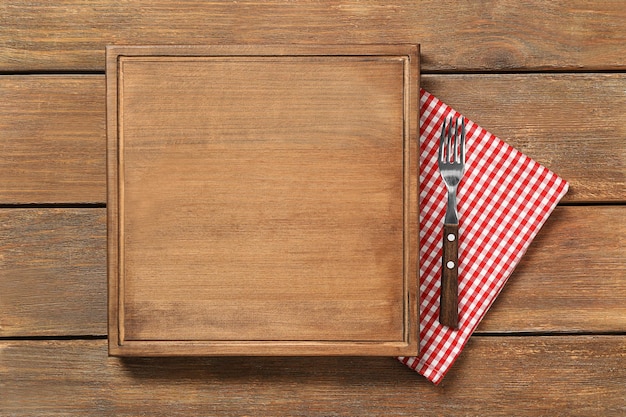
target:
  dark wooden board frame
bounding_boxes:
[106,45,419,356]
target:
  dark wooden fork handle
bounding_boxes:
[440,223,459,328]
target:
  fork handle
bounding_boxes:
[440,223,459,328]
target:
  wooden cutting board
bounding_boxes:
[107,45,419,356]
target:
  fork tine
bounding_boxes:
[444,117,454,163]
[451,117,458,162]
[459,117,466,164]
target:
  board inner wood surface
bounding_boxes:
[107,45,419,356]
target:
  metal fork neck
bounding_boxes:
[444,188,459,224]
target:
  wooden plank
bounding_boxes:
[0,76,105,204]
[1,337,624,415]
[478,205,626,333]
[1,1,625,72]
[0,209,107,337]
[422,73,626,203]
[1,206,624,337]
[1,73,623,204]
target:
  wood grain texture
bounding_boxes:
[0,209,106,337]
[478,205,626,333]
[107,45,419,356]
[0,2,623,415]
[1,73,623,204]
[1,1,625,72]
[1,206,623,337]
[1,337,624,416]
[0,76,105,204]
[422,73,626,203]
[440,223,459,328]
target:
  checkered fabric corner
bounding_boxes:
[399,90,569,384]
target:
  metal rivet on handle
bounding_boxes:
[446,261,455,269]
[447,233,456,242]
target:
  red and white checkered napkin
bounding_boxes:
[399,90,569,384]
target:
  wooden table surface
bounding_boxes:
[1,2,624,415]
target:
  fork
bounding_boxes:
[438,116,466,328]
